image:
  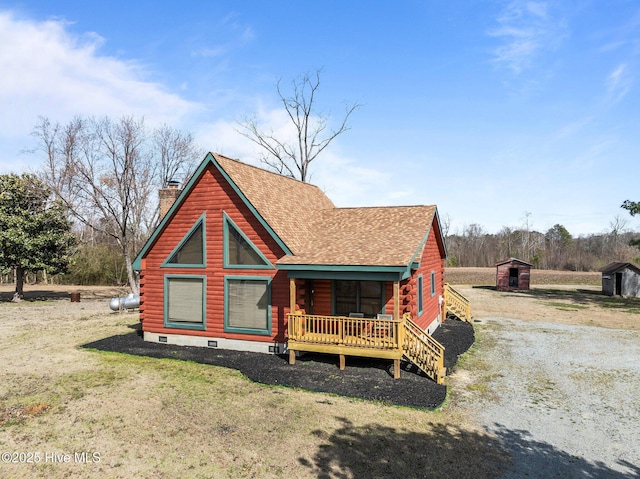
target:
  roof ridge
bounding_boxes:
[332,204,436,210]
[212,152,328,192]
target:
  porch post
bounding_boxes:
[393,281,400,319]
[289,278,296,313]
[288,278,297,366]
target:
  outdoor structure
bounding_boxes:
[496,258,532,291]
[601,262,640,298]
[132,153,471,382]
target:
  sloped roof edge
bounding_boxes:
[495,257,533,267]
[601,262,640,275]
[132,152,291,270]
[408,207,448,267]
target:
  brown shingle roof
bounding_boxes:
[277,206,436,266]
[214,154,334,254]
[214,154,438,267]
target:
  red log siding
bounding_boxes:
[384,282,394,314]
[409,221,446,331]
[139,164,288,343]
[311,280,333,316]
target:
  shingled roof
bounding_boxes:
[214,154,334,255]
[276,206,437,267]
[214,154,438,268]
[133,153,442,271]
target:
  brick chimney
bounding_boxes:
[159,180,182,218]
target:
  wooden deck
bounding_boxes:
[287,312,447,383]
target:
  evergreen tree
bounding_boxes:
[0,174,76,300]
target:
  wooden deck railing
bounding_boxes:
[444,283,472,322]
[287,313,403,350]
[287,312,446,383]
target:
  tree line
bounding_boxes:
[445,219,640,271]
[1,70,637,296]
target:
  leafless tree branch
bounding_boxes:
[236,69,360,182]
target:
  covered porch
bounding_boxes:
[285,272,449,382]
[283,267,415,378]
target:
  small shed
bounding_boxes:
[600,262,640,298]
[496,258,532,291]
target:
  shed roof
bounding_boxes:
[495,257,533,267]
[600,262,640,275]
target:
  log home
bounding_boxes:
[133,153,469,382]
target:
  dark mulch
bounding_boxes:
[83,319,474,409]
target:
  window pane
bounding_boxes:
[227,223,268,266]
[334,280,383,317]
[430,271,436,296]
[335,280,357,316]
[167,277,203,323]
[227,279,269,331]
[359,281,383,317]
[360,281,382,299]
[418,276,423,313]
[360,297,382,317]
[167,224,203,264]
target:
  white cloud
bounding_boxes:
[488,1,565,74]
[0,11,200,172]
[606,63,632,102]
[556,116,594,138]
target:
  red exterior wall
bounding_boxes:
[405,220,446,331]
[139,164,289,343]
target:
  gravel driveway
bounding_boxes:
[453,318,640,478]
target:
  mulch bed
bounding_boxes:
[83,318,474,409]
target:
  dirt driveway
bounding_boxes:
[449,284,640,478]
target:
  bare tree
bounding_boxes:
[32,115,200,293]
[152,124,202,189]
[236,69,360,182]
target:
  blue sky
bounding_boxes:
[1,1,639,236]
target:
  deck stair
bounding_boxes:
[444,283,472,322]
[402,314,446,384]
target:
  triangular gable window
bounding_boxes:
[224,214,272,269]
[163,214,206,267]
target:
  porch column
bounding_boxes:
[289,278,296,313]
[393,281,400,319]
[288,278,297,366]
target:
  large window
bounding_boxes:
[164,275,206,330]
[334,280,384,317]
[224,277,271,335]
[223,213,272,269]
[163,214,206,267]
